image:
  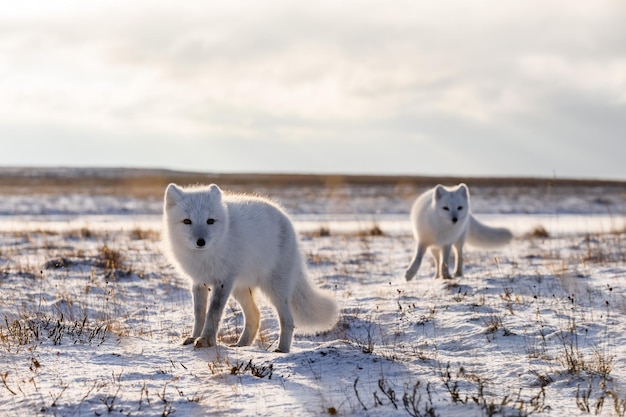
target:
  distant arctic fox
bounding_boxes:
[404,183,512,280]
[163,184,339,353]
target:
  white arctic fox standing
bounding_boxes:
[405,183,512,280]
[163,183,339,353]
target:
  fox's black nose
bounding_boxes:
[452,217,458,224]
[197,238,206,247]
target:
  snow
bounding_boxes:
[1,182,625,416]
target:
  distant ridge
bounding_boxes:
[0,167,197,179]
[0,166,623,187]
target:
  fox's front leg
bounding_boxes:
[195,281,233,348]
[183,283,208,345]
[430,247,442,278]
[453,241,464,277]
[440,244,453,279]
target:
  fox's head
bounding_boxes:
[432,183,470,226]
[164,183,229,251]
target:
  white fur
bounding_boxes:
[163,183,339,353]
[404,183,512,280]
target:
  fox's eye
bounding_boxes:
[443,206,450,211]
[183,219,192,225]
[458,206,463,211]
[207,218,215,225]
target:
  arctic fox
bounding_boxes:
[163,183,339,353]
[404,183,512,280]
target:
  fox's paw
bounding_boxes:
[232,340,252,348]
[404,270,415,281]
[193,337,214,348]
[439,269,453,280]
[434,272,454,280]
[182,337,195,346]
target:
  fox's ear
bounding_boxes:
[434,185,446,201]
[165,183,184,207]
[457,183,469,198]
[208,184,222,198]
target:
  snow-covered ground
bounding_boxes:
[1,182,625,416]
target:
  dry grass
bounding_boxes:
[527,225,550,239]
[129,227,160,241]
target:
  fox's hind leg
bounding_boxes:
[232,287,260,347]
[405,243,426,281]
[265,285,295,353]
[275,301,294,353]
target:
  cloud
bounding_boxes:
[0,0,624,178]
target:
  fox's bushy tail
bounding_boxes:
[467,215,513,248]
[290,276,339,334]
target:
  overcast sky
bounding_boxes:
[1,1,625,179]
